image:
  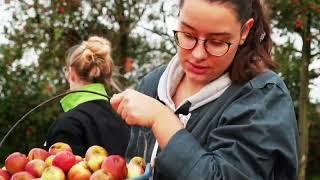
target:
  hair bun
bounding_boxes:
[83,36,111,57]
[66,36,114,86]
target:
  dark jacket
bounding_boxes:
[126,66,298,180]
[45,100,130,157]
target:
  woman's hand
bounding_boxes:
[110,89,167,128]
[110,89,183,148]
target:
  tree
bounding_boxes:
[267,0,320,179]
[0,0,163,163]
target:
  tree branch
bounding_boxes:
[128,4,147,33]
[140,26,175,46]
[135,47,175,56]
[311,52,320,58]
[276,44,302,54]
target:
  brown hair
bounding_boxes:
[66,36,113,86]
[179,0,276,84]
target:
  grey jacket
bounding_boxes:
[126,66,298,180]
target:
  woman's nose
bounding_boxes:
[191,40,208,60]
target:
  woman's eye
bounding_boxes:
[182,33,194,40]
[207,40,225,47]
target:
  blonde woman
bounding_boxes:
[45,36,130,156]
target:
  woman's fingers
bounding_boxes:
[110,89,158,128]
[110,93,123,110]
[111,91,132,124]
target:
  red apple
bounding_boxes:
[24,159,46,178]
[5,152,28,174]
[101,155,127,179]
[85,145,108,172]
[10,171,35,180]
[127,163,144,179]
[48,142,72,155]
[0,169,10,180]
[89,169,113,180]
[41,166,65,180]
[52,151,76,173]
[28,148,50,161]
[68,161,91,180]
[44,155,55,167]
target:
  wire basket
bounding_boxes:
[0,90,153,179]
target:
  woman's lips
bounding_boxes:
[186,61,208,74]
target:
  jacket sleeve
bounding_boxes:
[45,115,87,156]
[155,83,298,180]
[126,66,166,160]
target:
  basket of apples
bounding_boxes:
[0,142,152,180]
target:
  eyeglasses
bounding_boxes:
[173,30,232,57]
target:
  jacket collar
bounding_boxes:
[60,83,108,112]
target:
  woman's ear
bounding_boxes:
[239,18,254,45]
[69,67,78,83]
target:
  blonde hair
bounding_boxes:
[65,36,113,86]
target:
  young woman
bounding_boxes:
[111,0,298,179]
[45,36,130,157]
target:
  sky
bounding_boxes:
[0,0,319,103]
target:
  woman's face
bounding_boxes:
[177,0,247,85]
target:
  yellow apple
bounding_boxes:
[48,142,72,155]
[41,166,65,180]
[44,155,55,167]
[89,169,113,180]
[68,161,91,180]
[129,156,146,170]
[85,145,108,172]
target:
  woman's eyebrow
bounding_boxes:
[180,21,232,37]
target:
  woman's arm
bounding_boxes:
[155,83,298,180]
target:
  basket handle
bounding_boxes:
[0,90,110,149]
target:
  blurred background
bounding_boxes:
[0,0,319,179]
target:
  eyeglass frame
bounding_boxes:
[173,30,233,57]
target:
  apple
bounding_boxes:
[48,142,72,155]
[85,145,108,172]
[101,155,127,179]
[75,155,83,164]
[68,161,92,180]
[127,163,144,179]
[52,151,76,173]
[44,155,55,167]
[5,152,28,174]
[28,148,50,161]
[10,171,35,180]
[24,159,46,177]
[41,166,65,180]
[89,169,113,180]
[0,169,10,180]
[129,156,146,170]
